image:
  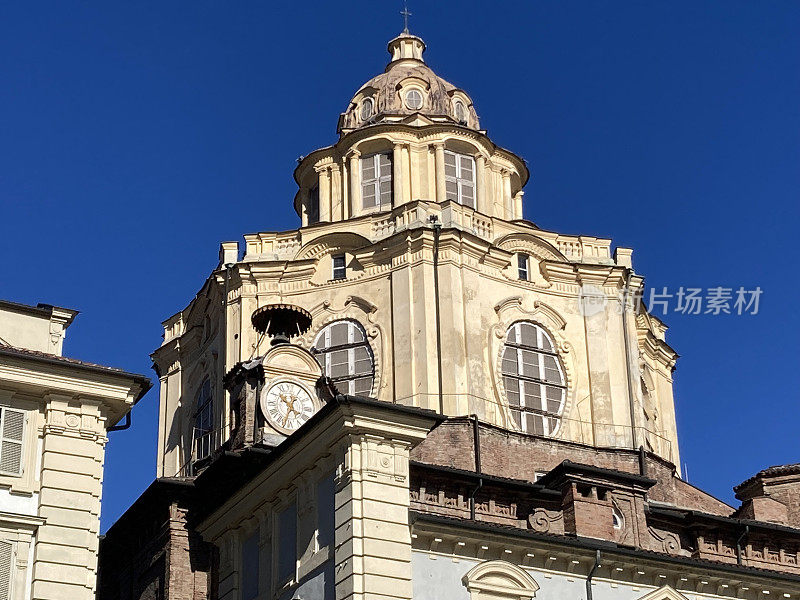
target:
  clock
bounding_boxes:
[260,380,316,434]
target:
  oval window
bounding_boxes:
[405,89,423,110]
[360,97,374,120]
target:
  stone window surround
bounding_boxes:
[501,321,567,437]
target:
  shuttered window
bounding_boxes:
[0,540,12,600]
[313,320,374,396]
[361,153,392,209]
[501,322,566,437]
[444,151,475,208]
[0,408,25,476]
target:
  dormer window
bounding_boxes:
[405,89,423,110]
[361,153,392,209]
[444,151,475,208]
[360,97,374,120]
[454,100,467,124]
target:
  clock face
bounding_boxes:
[261,381,315,434]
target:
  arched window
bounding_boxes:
[193,379,213,461]
[501,322,565,436]
[454,100,467,124]
[313,320,374,396]
[612,504,624,529]
[360,97,374,120]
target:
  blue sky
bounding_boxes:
[0,1,797,531]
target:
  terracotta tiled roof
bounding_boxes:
[735,464,800,492]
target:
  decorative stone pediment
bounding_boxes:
[462,560,539,599]
[494,232,566,263]
[295,231,371,261]
[637,585,691,600]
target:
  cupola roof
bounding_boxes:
[337,32,481,135]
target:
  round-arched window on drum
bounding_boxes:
[313,320,374,396]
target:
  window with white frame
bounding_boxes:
[405,88,423,110]
[361,153,392,209]
[0,407,25,476]
[517,253,530,281]
[313,320,374,396]
[501,322,566,437]
[444,151,475,208]
[307,186,320,224]
[360,97,374,121]
[331,254,347,280]
[0,540,11,600]
[193,380,213,462]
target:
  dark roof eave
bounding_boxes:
[647,505,800,537]
[409,460,562,499]
[0,346,153,403]
[411,511,800,586]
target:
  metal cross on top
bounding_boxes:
[400,2,412,34]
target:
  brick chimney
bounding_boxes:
[537,461,656,542]
[223,359,264,451]
[735,464,800,527]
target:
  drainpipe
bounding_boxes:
[107,412,131,433]
[638,446,647,478]
[736,525,750,565]
[586,550,601,600]
[430,215,444,416]
[468,414,483,520]
[621,270,639,451]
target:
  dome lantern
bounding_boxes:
[387,33,426,64]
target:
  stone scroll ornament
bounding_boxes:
[527,508,564,534]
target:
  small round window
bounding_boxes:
[405,89,423,110]
[360,97,374,121]
[454,100,467,124]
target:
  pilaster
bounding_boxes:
[334,433,415,600]
[32,394,107,600]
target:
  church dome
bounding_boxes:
[337,32,481,135]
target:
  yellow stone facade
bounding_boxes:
[0,300,150,600]
[153,32,680,482]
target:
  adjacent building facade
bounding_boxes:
[0,300,151,600]
[98,30,800,600]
